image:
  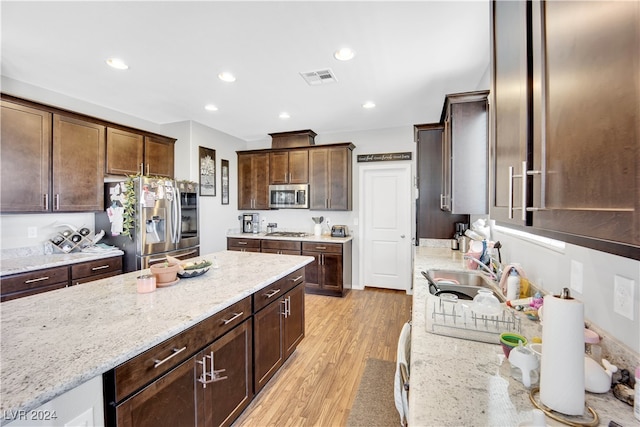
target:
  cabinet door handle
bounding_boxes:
[153,346,187,368]
[140,163,144,175]
[222,311,243,325]
[24,276,49,284]
[44,194,49,210]
[289,275,303,283]
[509,161,529,221]
[264,288,281,298]
[91,265,110,271]
[237,241,248,245]
[54,194,60,210]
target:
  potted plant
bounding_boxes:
[149,261,180,284]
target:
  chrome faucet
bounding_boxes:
[463,254,500,281]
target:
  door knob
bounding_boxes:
[400,235,406,238]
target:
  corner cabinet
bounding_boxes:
[490,0,640,258]
[309,144,354,210]
[237,152,270,210]
[440,91,489,214]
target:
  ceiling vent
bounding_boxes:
[300,69,338,86]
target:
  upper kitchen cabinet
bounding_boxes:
[52,114,105,211]
[489,0,531,226]
[105,127,144,176]
[309,143,354,210]
[144,135,175,178]
[269,149,309,184]
[0,100,52,212]
[238,152,270,210]
[440,91,489,214]
[490,0,640,258]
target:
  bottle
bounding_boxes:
[506,268,521,301]
[634,365,640,421]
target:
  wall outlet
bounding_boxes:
[27,226,38,238]
[570,260,583,293]
[613,275,635,320]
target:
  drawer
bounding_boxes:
[227,238,261,249]
[302,242,343,254]
[1,282,67,302]
[253,268,305,313]
[113,296,251,403]
[71,256,122,280]
[261,240,301,252]
[0,266,69,295]
[72,270,121,286]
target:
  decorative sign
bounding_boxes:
[199,146,216,196]
[357,152,412,163]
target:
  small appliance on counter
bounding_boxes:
[331,225,349,237]
[242,213,260,233]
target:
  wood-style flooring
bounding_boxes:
[232,287,412,427]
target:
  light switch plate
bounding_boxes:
[613,275,635,320]
[27,226,37,238]
[570,260,583,293]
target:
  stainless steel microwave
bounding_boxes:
[269,184,309,209]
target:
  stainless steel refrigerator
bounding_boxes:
[95,177,200,273]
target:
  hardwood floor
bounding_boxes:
[232,288,412,427]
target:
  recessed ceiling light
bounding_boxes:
[218,72,236,83]
[362,101,376,109]
[279,112,290,119]
[334,47,355,61]
[106,58,128,70]
[205,104,218,112]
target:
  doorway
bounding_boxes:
[359,163,413,292]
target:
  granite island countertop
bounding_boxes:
[410,246,638,426]
[0,250,313,419]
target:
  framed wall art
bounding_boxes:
[199,146,216,196]
[221,159,229,205]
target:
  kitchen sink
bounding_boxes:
[422,269,505,303]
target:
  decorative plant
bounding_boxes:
[121,173,140,239]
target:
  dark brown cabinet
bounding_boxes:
[227,237,261,253]
[144,135,175,178]
[440,91,489,214]
[237,152,270,210]
[253,269,305,393]
[0,255,122,302]
[0,100,51,212]
[490,0,640,258]
[106,127,144,176]
[269,149,309,184]
[260,239,301,255]
[302,241,351,297]
[53,114,105,211]
[308,144,354,210]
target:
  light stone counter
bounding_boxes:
[0,250,313,420]
[410,246,637,426]
[226,232,352,244]
[0,249,125,277]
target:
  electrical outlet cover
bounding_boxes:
[613,275,635,320]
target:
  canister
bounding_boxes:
[137,274,156,293]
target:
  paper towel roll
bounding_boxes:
[539,290,585,415]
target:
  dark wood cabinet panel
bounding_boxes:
[0,100,51,212]
[227,237,261,252]
[415,125,469,240]
[302,241,350,297]
[52,114,105,212]
[309,145,353,210]
[106,127,144,176]
[269,150,309,184]
[237,152,269,210]
[253,295,284,393]
[283,283,305,359]
[260,239,301,254]
[144,135,175,178]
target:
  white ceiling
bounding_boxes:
[1,1,490,142]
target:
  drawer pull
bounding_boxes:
[237,242,248,245]
[222,311,243,325]
[24,276,50,284]
[153,346,187,368]
[289,275,304,283]
[264,288,281,298]
[91,265,110,271]
[315,246,327,250]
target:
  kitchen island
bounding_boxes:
[0,250,313,425]
[411,247,638,426]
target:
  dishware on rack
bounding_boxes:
[472,289,502,316]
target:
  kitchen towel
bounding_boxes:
[539,290,585,415]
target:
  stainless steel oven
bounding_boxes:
[268,184,309,209]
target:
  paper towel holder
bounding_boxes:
[529,388,599,427]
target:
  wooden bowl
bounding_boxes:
[150,262,180,284]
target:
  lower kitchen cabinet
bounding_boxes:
[226,237,261,253]
[303,241,352,297]
[253,280,305,393]
[260,239,301,255]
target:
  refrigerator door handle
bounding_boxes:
[175,184,182,244]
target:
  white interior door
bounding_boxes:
[361,164,412,291]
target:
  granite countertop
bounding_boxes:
[0,250,313,418]
[410,246,637,426]
[0,249,125,277]
[227,232,353,243]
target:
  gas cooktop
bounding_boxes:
[265,231,309,237]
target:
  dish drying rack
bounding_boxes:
[425,295,521,344]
